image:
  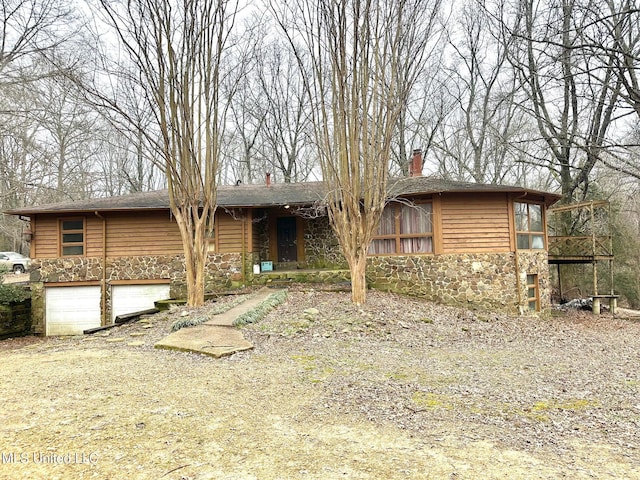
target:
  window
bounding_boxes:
[515,202,545,249]
[527,274,540,312]
[369,202,433,255]
[60,219,84,256]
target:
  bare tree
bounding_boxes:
[574,0,640,179]
[226,67,267,184]
[391,46,449,176]
[93,121,165,197]
[0,0,80,248]
[595,0,640,119]
[274,0,441,304]
[94,82,166,195]
[256,40,315,183]
[224,37,316,185]
[0,0,74,84]
[503,0,623,204]
[34,74,99,201]
[431,1,525,184]
[95,0,241,306]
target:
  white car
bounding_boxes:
[0,252,31,274]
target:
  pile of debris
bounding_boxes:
[554,298,594,311]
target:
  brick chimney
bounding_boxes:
[409,149,423,177]
[266,172,271,187]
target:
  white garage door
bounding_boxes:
[111,284,170,322]
[45,286,101,336]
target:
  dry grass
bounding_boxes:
[0,287,639,479]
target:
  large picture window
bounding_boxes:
[369,202,433,255]
[515,202,545,249]
[60,218,85,256]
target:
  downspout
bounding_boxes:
[241,210,246,285]
[95,212,107,326]
[512,194,525,314]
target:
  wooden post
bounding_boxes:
[592,297,601,315]
[557,263,563,301]
[591,203,598,297]
[610,297,617,315]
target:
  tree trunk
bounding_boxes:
[347,250,368,305]
[184,236,207,307]
[173,204,209,307]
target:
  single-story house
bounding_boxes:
[5,169,561,335]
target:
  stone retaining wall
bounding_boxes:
[0,300,31,339]
[252,269,351,286]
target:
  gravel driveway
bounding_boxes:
[0,287,638,479]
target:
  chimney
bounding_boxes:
[409,149,423,177]
[266,172,271,187]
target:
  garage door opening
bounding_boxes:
[45,286,101,336]
[111,283,171,322]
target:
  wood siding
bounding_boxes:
[31,216,58,258]
[32,209,252,259]
[440,193,512,253]
[32,211,183,258]
[31,193,520,261]
[215,210,248,253]
[104,211,183,256]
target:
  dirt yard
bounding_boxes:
[1,287,639,479]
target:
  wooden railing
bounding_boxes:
[548,235,613,258]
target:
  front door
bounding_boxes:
[277,217,297,262]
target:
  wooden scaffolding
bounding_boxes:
[547,200,617,314]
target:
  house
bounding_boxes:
[4,172,561,335]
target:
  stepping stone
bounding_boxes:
[128,341,145,347]
[155,325,253,358]
[130,332,146,337]
[141,324,154,329]
[105,337,125,343]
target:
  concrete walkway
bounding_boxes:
[155,287,279,358]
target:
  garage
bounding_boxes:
[111,283,170,322]
[45,286,101,336]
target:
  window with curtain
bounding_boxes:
[368,202,433,255]
[515,202,545,249]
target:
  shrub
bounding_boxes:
[0,267,30,305]
[233,290,288,326]
[0,284,30,304]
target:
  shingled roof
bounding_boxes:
[4,177,561,216]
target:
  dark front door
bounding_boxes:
[277,217,297,262]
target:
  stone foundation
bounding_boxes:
[367,252,549,314]
[29,253,244,334]
[28,247,552,335]
[516,250,552,312]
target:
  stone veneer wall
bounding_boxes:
[515,250,552,312]
[29,253,244,334]
[304,216,347,269]
[291,215,551,314]
[367,252,550,314]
